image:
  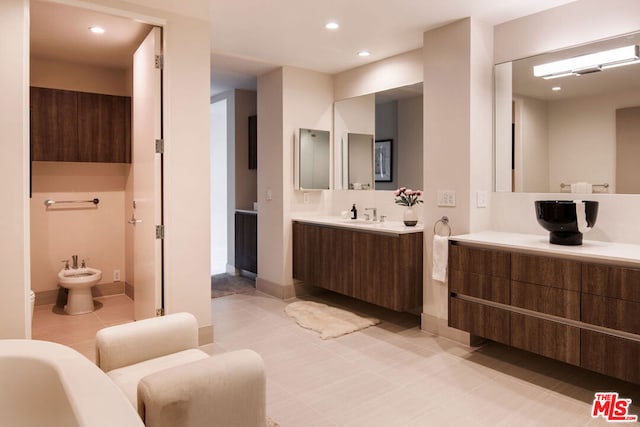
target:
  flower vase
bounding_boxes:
[403,207,418,226]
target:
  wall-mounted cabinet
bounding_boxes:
[30,87,131,163]
[449,241,640,384]
[293,221,422,311]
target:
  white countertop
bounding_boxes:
[451,231,640,267]
[292,215,424,235]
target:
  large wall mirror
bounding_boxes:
[495,31,640,194]
[334,83,423,191]
[295,128,330,190]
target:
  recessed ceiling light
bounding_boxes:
[89,26,105,34]
[357,50,371,57]
[325,21,339,30]
[552,86,562,91]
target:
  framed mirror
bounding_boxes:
[495,31,640,194]
[334,83,423,191]
[295,128,330,190]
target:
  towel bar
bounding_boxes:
[44,198,100,207]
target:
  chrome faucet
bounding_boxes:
[72,255,78,269]
[364,207,377,221]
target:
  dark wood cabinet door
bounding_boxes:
[318,226,354,296]
[31,87,131,163]
[449,298,510,345]
[30,87,78,161]
[511,281,580,320]
[581,330,640,384]
[511,253,581,291]
[510,313,580,365]
[235,213,257,274]
[78,92,131,163]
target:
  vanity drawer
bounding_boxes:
[449,244,510,278]
[511,281,580,320]
[582,263,640,302]
[449,270,509,304]
[510,313,580,366]
[449,298,510,345]
[511,253,581,291]
[581,294,640,335]
[581,330,640,385]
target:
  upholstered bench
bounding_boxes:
[96,312,266,427]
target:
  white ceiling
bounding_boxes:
[30,0,581,95]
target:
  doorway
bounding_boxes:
[29,0,164,354]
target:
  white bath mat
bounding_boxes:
[285,301,380,339]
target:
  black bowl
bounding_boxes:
[535,200,599,245]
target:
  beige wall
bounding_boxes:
[0,0,30,339]
[0,0,212,339]
[397,95,423,191]
[30,163,128,293]
[493,0,640,246]
[31,57,129,96]
[256,67,333,296]
[422,18,494,341]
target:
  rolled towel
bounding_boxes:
[432,235,449,283]
[571,182,592,193]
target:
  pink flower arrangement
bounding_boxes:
[394,187,424,207]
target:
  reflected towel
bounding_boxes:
[432,235,449,283]
[570,182,592,193]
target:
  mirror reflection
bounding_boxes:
[297,128,330,190]
[343,133,373,190]
[334,83,423,190]
[495,31,640,194]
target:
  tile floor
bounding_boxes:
[32,290,639,426]
[31,294,135,361]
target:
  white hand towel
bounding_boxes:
[432,235,449,283]
[571,182,592,193]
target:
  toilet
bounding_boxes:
[58,267,102,315]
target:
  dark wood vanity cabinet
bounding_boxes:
[31,87,131,163]
[293,221,422,311]
[449,242,640,383]
[235,212,257,274]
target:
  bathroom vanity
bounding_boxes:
[448,231,640,384]
[292,218,423,311]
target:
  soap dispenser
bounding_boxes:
[351,203,358,220]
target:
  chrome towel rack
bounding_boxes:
[560,183,609,190]
[44,198,100,207]
[434,216,451,237]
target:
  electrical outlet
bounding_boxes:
[303,192,310,204]
[113,270,121,282]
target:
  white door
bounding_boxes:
[132,27,163,320]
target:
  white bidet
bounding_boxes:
[58,267,102,315]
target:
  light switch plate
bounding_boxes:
[437,190,456,207]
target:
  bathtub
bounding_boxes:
[0,340,143,427]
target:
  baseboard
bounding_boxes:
[256,277,318,300]
[198,324,214,345]
[35,282,126,306]
[225,264,239,275]
[421,312,479,346]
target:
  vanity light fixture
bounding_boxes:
[89,26,105,34]
[357,50,371,57]
[325,21,339,30]
[533,45,639,79]
[552,86,562,91]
